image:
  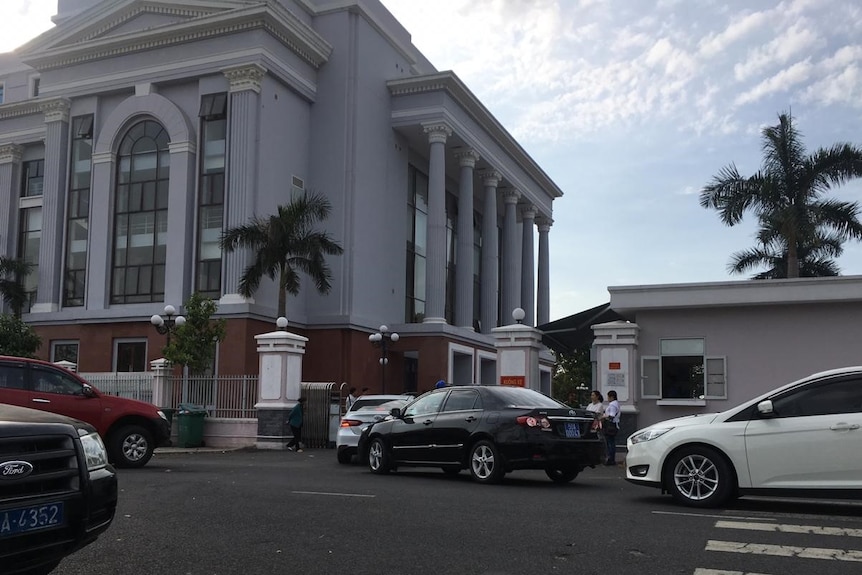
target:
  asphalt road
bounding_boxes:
[53,449,862,575]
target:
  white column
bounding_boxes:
[0,145,23,266]
[454,148,480,329]
[479,170,501,333]
[422,123,452,324]
[500,189,521,322]
[520,204,537,327]
[32,99,70,313]
[150,358,172,408]
[536,216,552,326]
[221,64,266,306]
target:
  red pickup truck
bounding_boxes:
[0,355,171,468]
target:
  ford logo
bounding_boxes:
[0,460,34,480]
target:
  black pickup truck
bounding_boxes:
[1,404,118,575]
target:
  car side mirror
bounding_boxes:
[756,399,774,417]
[390,407,402,418]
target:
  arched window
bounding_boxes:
[111,120,170,304]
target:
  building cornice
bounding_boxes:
[609,275,862,314]
[388,72,563,200]
[0,100,44,121]
[20,2,332,72]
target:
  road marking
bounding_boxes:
[654,510,777,522]
[706,540,862,562]
[693,569,772,575]
[291,491,375,498]
[716,520,862,538]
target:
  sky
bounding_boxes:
[2,0,862,320]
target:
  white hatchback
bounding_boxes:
[625,366,862,507]
[336,395,409,464]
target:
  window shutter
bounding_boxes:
[641,356,660,399]
[705,356,727,399]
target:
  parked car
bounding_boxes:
[358,385,603,483]
[0,356,171,468]
[625,366,862,507]
[0,403,117,575]
[337,395,409,464]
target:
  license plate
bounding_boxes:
[564,423,581,438]
[0,502,64,538]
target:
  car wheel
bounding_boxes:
[545,466,579,483]
[109,425,154,469]
[367,438,391,474]
[337,449,352,464]
[442,465,461,475]
[664,446,734,508]
[469,440,504,484]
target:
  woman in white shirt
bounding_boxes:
[602,390,621,465]
[585,390,605,434]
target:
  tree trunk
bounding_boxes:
[786,239,800,278]
[278,270,287,319]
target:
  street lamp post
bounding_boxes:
[369,324,399,394]
[150,304,186,347]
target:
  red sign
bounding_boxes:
[608,362,621,370]
[500,376,525,387]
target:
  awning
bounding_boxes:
[537,302,625,355]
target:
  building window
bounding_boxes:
[21,159,44,197]
[51,341,79,364]
[113,340,147,372]
[405,165,427,323]
[0,83,4,104]
[31,77,40,98]
[64,115,93,307]
[445,192,457,324]
[196,94,226,299]
[111,120,169,304]
[18,207,41,310]
[641,339,726,400]
[473,213,482,331]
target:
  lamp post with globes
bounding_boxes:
[369,325,399,394]
[150,305,186,347]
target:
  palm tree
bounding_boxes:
[220,191,344,317]
[729,226,843,279]
[0,256,33,317]
[700,111,862,278]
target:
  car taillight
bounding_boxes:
[340,419,363,427]
[516,416,551,428]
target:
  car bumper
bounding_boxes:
[2,465,117,575]
[498,437,605,470]
[153,416,172,447]
[624,442,664,486]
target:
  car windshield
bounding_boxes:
[353,399,407,412]
[492,387,565,408]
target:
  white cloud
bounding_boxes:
[698,9,772,58]
[0,0,55,53]
[733,21,821,81]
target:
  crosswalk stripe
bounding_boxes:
[693,569,772,575]
[706,540,862,561]
[715,520,862,538]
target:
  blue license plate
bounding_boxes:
[0,502,64,538]
[564,423,581,438]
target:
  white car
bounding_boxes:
[625,366,862,507]
[336,395,409,464]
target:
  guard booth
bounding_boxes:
[300,382,340,448]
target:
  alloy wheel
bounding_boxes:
[673,453,719,501]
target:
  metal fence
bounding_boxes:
[301,382,339,449]
[168,375,258,419]
[80,372,154,403]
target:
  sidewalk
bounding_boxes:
[155,446,249,455]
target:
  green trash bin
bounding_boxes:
[176,404,206,448]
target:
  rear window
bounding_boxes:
[490,387,565,409]
[351,398,407,412]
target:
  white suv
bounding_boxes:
[336,395,408,464]
[626,366,862,507]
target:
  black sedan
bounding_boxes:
[357,385,604,484]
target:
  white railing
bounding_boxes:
[168,375,258,419]
[80,372,155,403]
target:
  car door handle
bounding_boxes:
[32,398,50,404]
[464,416,477,423]
[830,423,860,431]
[423,419,433,426]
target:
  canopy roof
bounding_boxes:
[537,303,625,355]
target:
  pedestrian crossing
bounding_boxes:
[692,515,862,574]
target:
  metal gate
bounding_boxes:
[300,382,339,449]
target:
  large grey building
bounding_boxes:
[0,0,561,390]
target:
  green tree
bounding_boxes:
[729,225,842,279]
[700,111,862,278]
[163,293,227,375]
[551,347,592,406]
[220,191,344,318]
[0,314,42,357]
[0,256,33,317]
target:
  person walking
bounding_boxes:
[601,390,621,465]
[286,397,306,453]
[345,387,358,412]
